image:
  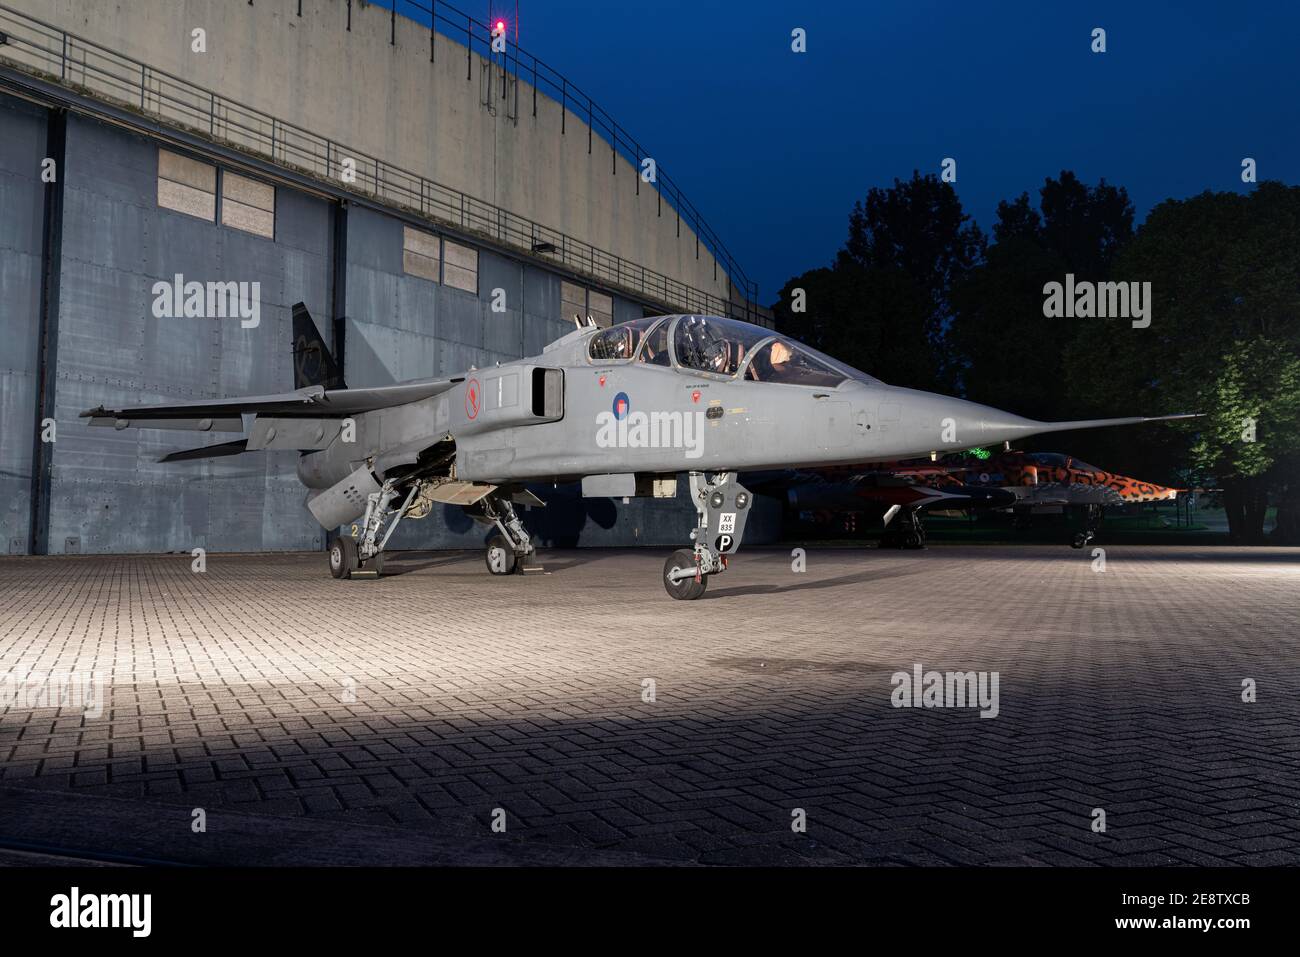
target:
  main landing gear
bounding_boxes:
[662,471,753,600]
[474,490,537,576]
[328,477,418,579]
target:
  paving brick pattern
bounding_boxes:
[1,546,1298,865]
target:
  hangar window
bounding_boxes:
[221,172,275,239]
[443,239,478,293]
[157,149,216,222]
[588,291,613,329]
[402,226,441,283]
[560,282,614,328]
[561,280,586,323]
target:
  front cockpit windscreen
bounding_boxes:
[744,338,848,387]
[587,316,664,361]
[673,315,776,377]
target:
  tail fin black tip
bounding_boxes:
[291,302,346,391]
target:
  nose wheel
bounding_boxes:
[663,549,708,600]
[663,471,751,599]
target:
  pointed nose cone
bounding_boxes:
[900,390,1052,447]
[874,386,1198,458]
[1127,482,1180,503]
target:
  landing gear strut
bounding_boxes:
[880,508,926,549]
[475,491,536,576]
[662,471,752,600]
[1071,504,1103,549]
[328,477,417,579]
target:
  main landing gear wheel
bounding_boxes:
[367,551,386,576]
[485,535,518,576]
[663,548,708,600]
[329,537,359,579]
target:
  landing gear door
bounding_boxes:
[706,480,752,555]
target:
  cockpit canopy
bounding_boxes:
[586,314,871,388]
[1028,452,1103,473]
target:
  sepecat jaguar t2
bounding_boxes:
[84,305,1196,598]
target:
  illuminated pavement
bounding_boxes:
[2,545,1298,866]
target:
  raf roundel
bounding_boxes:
[613,391,630,420]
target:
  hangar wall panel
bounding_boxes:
[0,95,45,554]
[44,115,331,553]
[0,102,774,554]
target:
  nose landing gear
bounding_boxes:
[1071,504,1104,549]
[663,471,751,600]
[880,507,926,549]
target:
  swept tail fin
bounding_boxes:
[292,302,346,391]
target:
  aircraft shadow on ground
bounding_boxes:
[702,563,930,598]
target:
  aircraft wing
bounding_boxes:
[81,378,462,431]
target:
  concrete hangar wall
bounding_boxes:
[0,1,776,555]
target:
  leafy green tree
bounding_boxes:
[1064,182,1300,542]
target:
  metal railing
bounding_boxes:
[0,1,759,320]
[386,0,756,306]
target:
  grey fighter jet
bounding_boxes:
[83,307,1196,598]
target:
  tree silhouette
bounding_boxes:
[775,171,983,391]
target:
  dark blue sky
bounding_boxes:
[486,1,1298,303]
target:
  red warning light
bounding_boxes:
[494,19,506,33]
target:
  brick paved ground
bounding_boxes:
[1,545,1298,866]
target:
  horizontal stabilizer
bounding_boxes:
[158,439,249,463]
